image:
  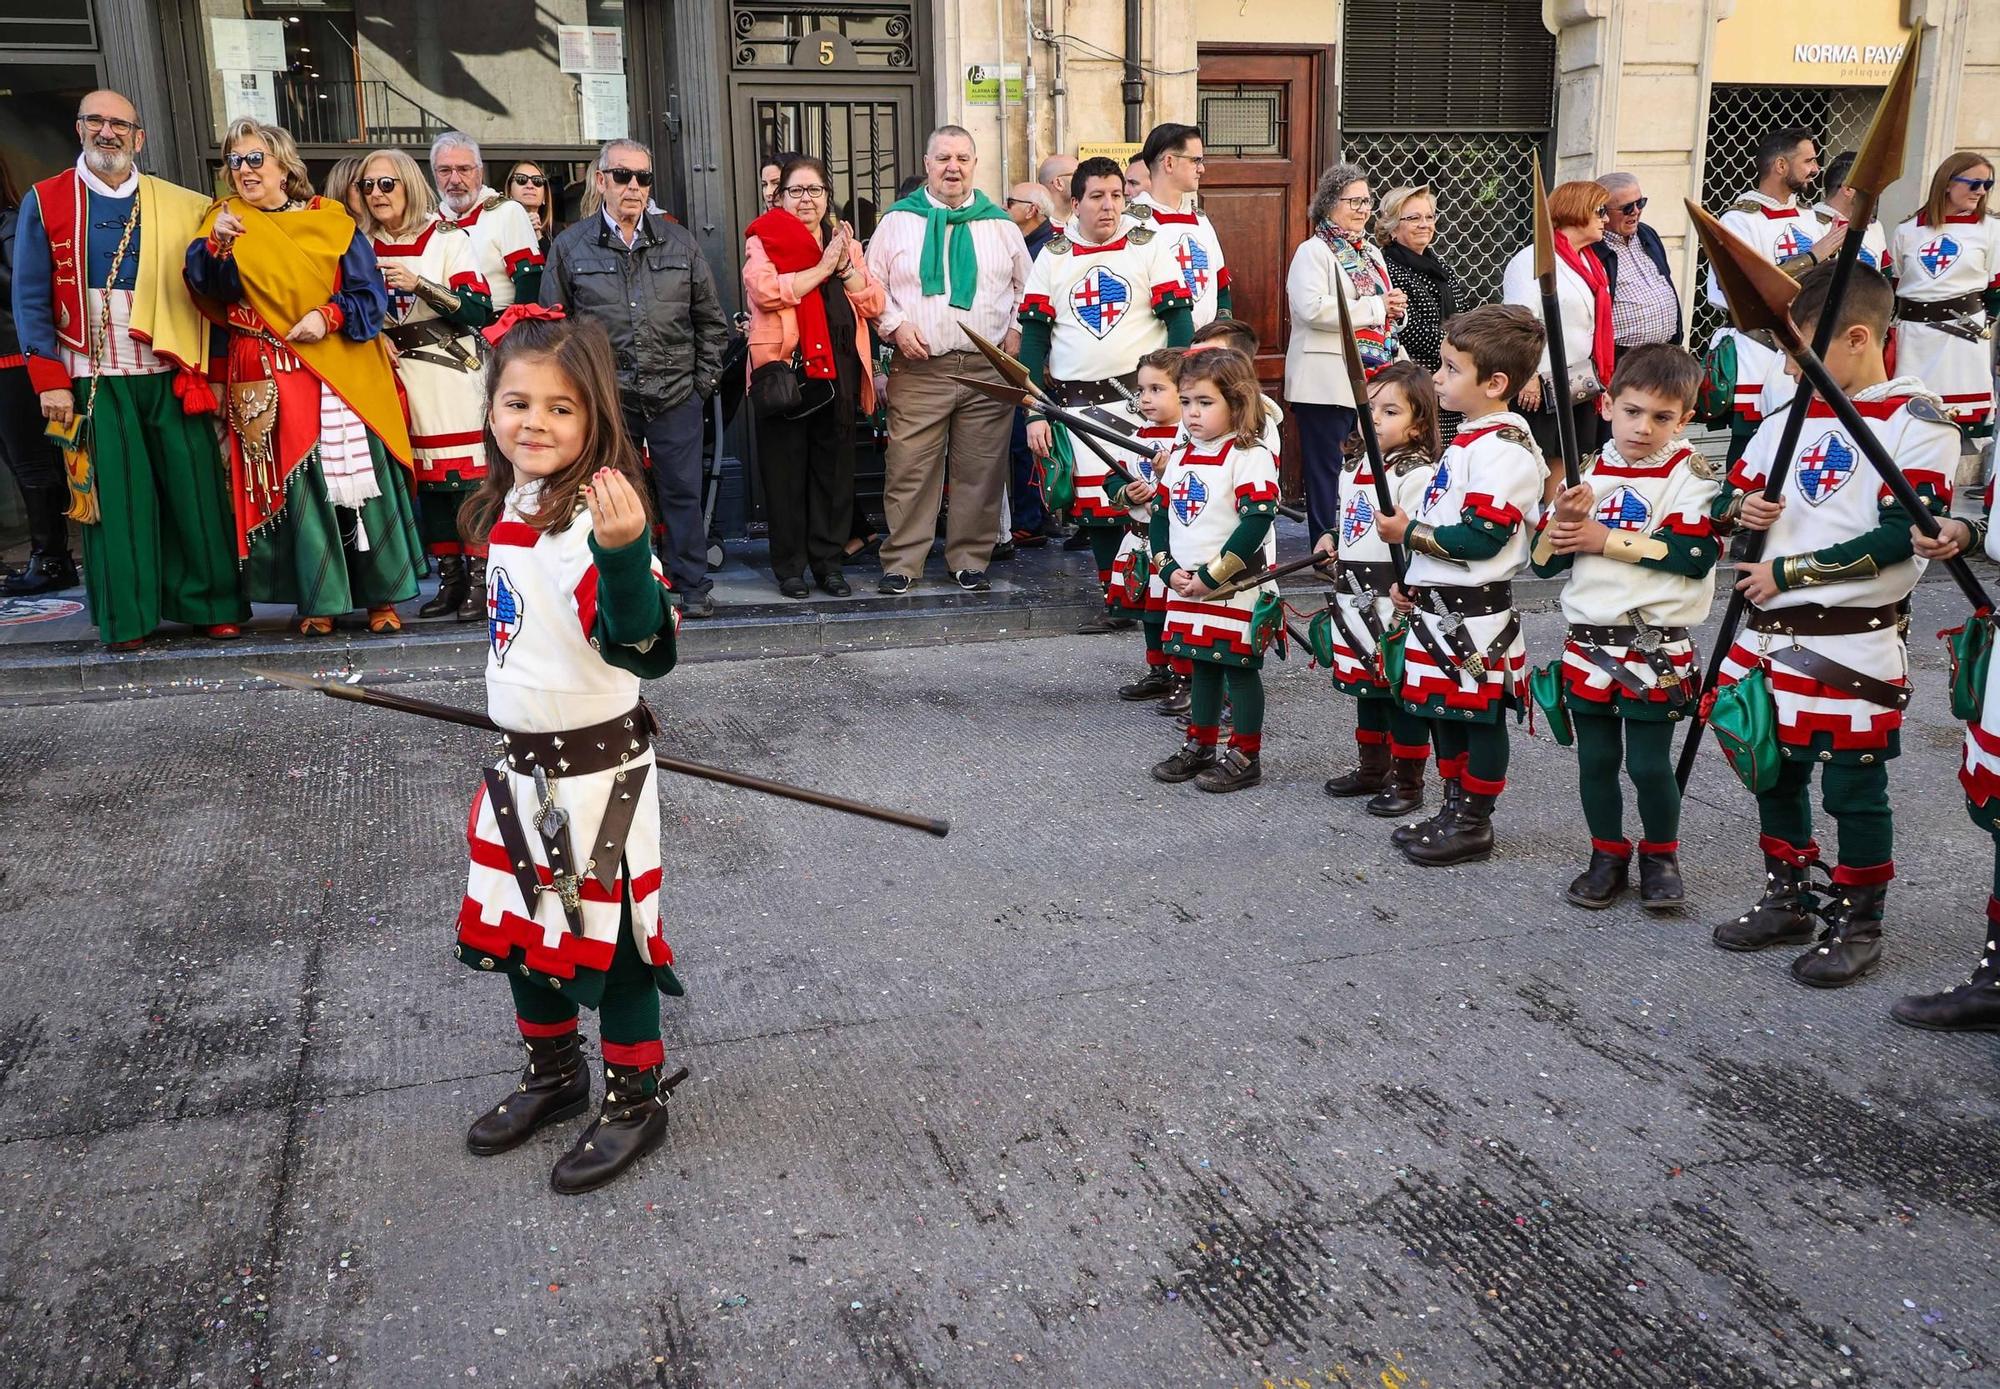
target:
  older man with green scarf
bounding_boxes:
[865,125,1031,592]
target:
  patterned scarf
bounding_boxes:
[1314,221,1399,366]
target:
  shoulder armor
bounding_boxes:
[1905,393,1954,426]
[1686,451,1719,480]
[1047,232,1071,256]
[1389,453,1431,477]
[1134,204,1160,223]
[1494,425,1538,454]
[434,219,466,235]
[1128,224,1156,245]
[1727,198,1765,217]
[480,193,508,212]
[1579,449,1602,475]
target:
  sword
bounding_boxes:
[1424,588,1485,681]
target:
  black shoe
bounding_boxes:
[549,1062,689,1195]
[991,540,1017,562]
[818,570,851,597]
[1118,668,1177,701]
[1075,613,1138,634]
[1366,756,1427,818]
[456,557,487,623]
[1714,853,1818,952]
[681,591,716,620]
[1565,845,1631,910]
[955,569,991,592]
[1791,881,1886,989]
[1,549,79,596]
[878,573,913,595]
[1196,748,1261,793]
[1324,741,1391,798]
[1151,739,1217,783]
[1013,528,1049,549]
[778,575,811,599]
[1156,676,1192,716]
[1404,791,1496,866]
[1393,779,1461,848]
[1638,848,1685,911]
[1063,529,1092,551]
[1891,927,2000,1031]
[419,554,467,619]
[466,1030,591,1156]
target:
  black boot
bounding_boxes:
[1565,845,1630,910]
[1404,791,1496,866]
[1891,926,2000,1031]
[1196,747,1262,793]
[1151,739,1217,783]
[1713,854,1818,951]
[466,1030,590,1156]
[457,556,488,622]
[549,1061,689,1194]
[1366,755,1427,818]
[1638,848,1686,911]
[1791,881,1885,988]
[2,485,77,595]
[1156,676,1192,716]
[419,554,467,618]
[1392,778,1460,849]
[1119,667,1177,701]
[1324,739,1391,798]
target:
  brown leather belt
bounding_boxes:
[1568,622,1691,645]
[1340,560,1395,593]
[1747,601,1905,638]
[503,703,657,777]
[1896,292,1982,325]
[385,317,483,371]
[1403,581,1512,619]
[1050,372,1140,407]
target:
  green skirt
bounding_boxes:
[246,438,426,614]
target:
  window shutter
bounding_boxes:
[1341,0,1555,131]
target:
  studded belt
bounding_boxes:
[1746,602,1905,638]
[1402,581,1513,618]
[502,703,657,777]
[1049,372,1140,407]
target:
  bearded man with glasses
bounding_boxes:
[10,88,246,648]
[431,131,544,311]
[1589,172,1682,368]
[539,139,729,617]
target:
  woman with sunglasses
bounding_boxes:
[1502,179,1615,471]
[357,147,498,623]
[505,161,555,246]
[1888,152,1999,438]
[186,118,425,636]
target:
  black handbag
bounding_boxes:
[750,351,833,420]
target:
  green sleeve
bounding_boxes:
[1150,504,1175,580]
[1528,528,1573,579]
[1984,288,2000,318]
[1196,502,1276,587]
[1161,300,1194,348]
[1425,513,1513,561]
[1216,282,1233,318]
[587,532,679,679]
[1017,317,1052,392]
[512,262,544,307]
[1637,527,1720,579]
[444,283,494,330]
[1768,496,1937,594]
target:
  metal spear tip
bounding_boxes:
[249,666,328,694]
[946,372,1034,407]
[1685,199,1802,344]
[957,321,1033,390]
[1531,150,1555,281]
[1847,28,1922,197]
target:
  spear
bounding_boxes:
[957,321,1137,487]
[1205,549,1336,603]
[251,668,951,838]
[1331,259,1408,584]
[1531,152,1584,489]
[946,371,1146,489]
[1676,31,1923,790]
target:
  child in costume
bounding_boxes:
[1150,348,1282,792]
[452,306,687,1193]
[1708,263,1957,988]
[1377,305,1545,866]
[1110,347,1192,707]
[1316,361,1439,816]
[1532,344,1718,910]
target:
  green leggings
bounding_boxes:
[1757,758,1893,878]
[1355,696,1431,751]
[508,920,663,1072]
[1431,719,1508,795]
[1573,713,1679,848]
[1085,525,1122,582]
[1189,662,1265,755]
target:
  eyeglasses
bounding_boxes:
[225,151,267,171]
[1397,212,1437,225]
[356,176,400,195]
[434,163,478,178]
[605,167,655,187]
[80,114,139,135]
[1614,197,1648,215]
[510,173,548,188]
[1337,195,1375,210]
[782,184,829,200]
[1004,197,1038,208]
[1953,176,1997,192]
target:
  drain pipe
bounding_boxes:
[1023,0,1038,182]
[996,0,1011,193]
[1122,0,1144,141]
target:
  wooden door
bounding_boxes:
[1196,46,1333,496]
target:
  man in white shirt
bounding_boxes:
[431,131,544,310]
[866,126,1032,592]
[1126,123,1230,328]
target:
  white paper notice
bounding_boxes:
[558,25,624,74]
[219,70,280,127]
[210,17,286,73]
[579,74,628,141]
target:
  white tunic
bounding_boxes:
[1888,213,1999,428]
[373,217,491,485]
[1962,522,2000,806]
[1020,223,1184,384]
[1126,193,1229,330]
[1108,423,1180,615]
[439,189,542,311]
[1708,192,1830,424]
[1159,437,1281,665]
[1329,447,1433,691]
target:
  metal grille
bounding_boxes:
[731,3,916,68]
[1338,131,1544,306]
[1691,84,1879,349]
[751,98,905,242]
[1198,83,1285,158]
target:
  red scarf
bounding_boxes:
[747,207,837,381]
[1553,231,1615,385]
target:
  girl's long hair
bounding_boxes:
[1920,151,1994,228]
[459,315,651,544]
[1176,347,1266,449]
[1367,360,1442,463]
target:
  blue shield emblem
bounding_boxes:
[1420,459,1452,514]
[487,566,523,665]
[1069,267,1131,338]
[1594,486,1651,532]
[1771,226,1810,260]
[1918,235,1961,278]
[1341,490,1375,545]
[1170,471,1208,525]
[1795,431,1856,504]
[1173,234,1212,300]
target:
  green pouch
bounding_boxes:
[1702,663,1782,793]
[1249,588,1284,655]
[1527,656,1573,747]
[1377,617,1408,690]
[1307,605,1338,668]
[1942,615,1995,722]
[1038,423,1076,513]
[1695,334,1737,427]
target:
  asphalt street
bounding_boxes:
[1,581,1995,1388]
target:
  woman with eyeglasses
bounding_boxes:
[356,147,498,624]
[505,161,555,245]
[1502,179,1614,470]
[186,119,426,636]
[1887,152,1998,438]
[1284,162,1407,540]
[1376,185,1465,379]
[742,155,885,598]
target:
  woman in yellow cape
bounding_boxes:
[186,118,425,635]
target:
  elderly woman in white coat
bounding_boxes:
[1502,178,1614,475]
[1284,162,1406,541]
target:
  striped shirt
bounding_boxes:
[1602,229,1679,347]
[865,192,1032,353]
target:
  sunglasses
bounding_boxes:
[1592,205,1609,218]
[605,167,655,187]
[1953,176,1996,192]
[1614,197,1648,215]
[356,176,400,195]
[226,150,267,171]
[510,173,548,188]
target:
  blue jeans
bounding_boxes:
[625,395,710,599]
[1292,401,1357,541]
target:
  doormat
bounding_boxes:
[0,596,86,626]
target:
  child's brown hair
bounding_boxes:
[1441,303,1545,399]
[1136,346,1186,378]
[1190,316,1259,356]
[459,314,652,544]
[1792,259,1893,341]
[1367,360,1442,462]
[1176,347,1266,449]
[1605,343,1704,411]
